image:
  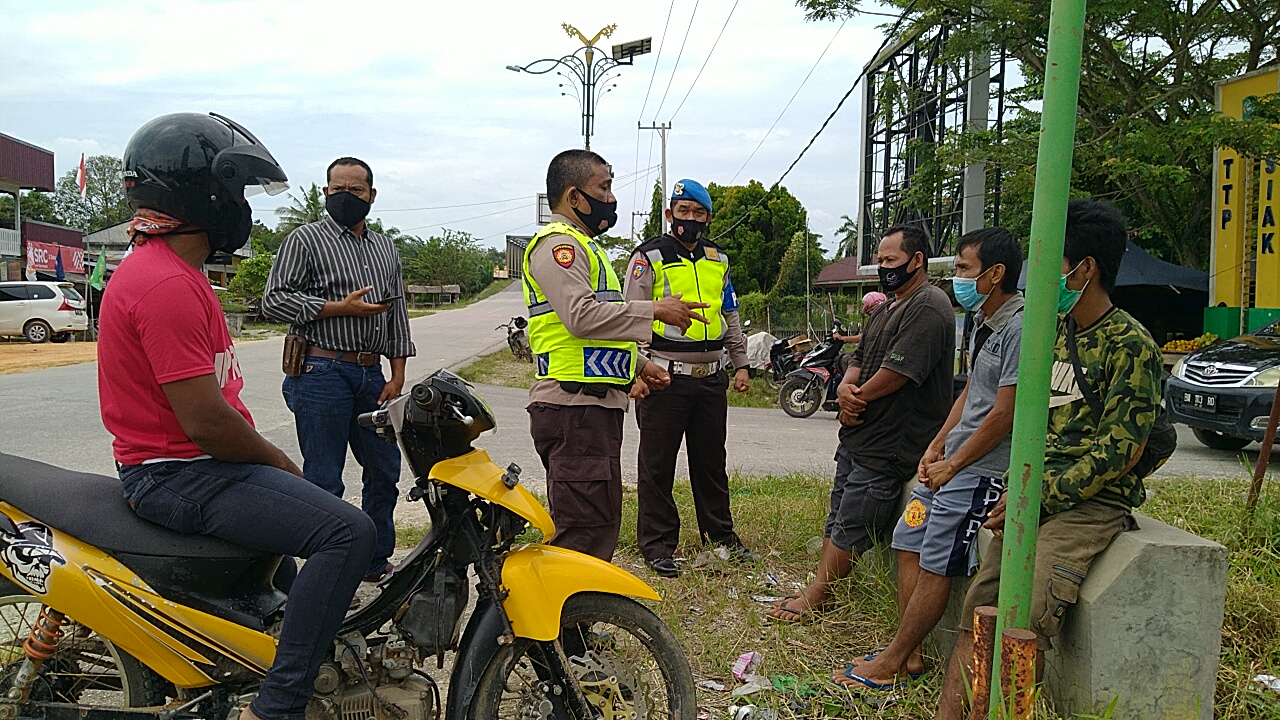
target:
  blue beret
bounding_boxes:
[671,179,712,213]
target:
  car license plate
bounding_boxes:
[1182,391,1217,413]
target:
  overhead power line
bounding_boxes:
[729,18,847,185]
[712,1,919,242]
[670,0,739,121]
[651,0,702,120]
[375,196,528,213]
[402,203,534,233]
[633,0,678,214]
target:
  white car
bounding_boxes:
[0,281,89,343]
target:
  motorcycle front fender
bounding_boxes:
[784,367,826,383]
[501,544,660,641]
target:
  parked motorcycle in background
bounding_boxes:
[498,316,532,363]
[764,334,811,391]
[778,320,850,418]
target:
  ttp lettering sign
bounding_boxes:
[25,241,85,275]
[1212,68,1280,308]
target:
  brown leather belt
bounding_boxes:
[306,348,381,366]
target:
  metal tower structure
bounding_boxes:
[854,19,1009,269]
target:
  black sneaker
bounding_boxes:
[647,557,680,578]
[720,541,761,564]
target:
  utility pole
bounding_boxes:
[631,210,649,242]
[638,122,671,234]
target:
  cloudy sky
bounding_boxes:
[2,0,891,253]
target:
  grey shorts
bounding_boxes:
[891,469,1003,577]
[824,447,901,553]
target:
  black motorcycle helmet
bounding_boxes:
[123,112,288,254]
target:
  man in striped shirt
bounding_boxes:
[262,157,414,583]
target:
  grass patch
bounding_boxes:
[1143,478,1280,718]
[456,347,538,388]
[456,347,780,409]
[395,469,1275,717]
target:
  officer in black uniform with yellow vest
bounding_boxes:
[523,150,710,561]
[623,179,758,577]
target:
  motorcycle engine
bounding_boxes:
[304,637,439,720]
[306,675,437,720]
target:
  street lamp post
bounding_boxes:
[507,25,651,150]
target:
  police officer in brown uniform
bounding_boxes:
[623,179,758,577]
[523,150,709,561]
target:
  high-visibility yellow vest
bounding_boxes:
[638,237,730,352]
[522,222,637,385]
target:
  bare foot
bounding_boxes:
[847,650,926,677]
[767,589,823,623]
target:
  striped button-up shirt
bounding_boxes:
[262,217,415,358]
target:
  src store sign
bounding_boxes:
[25,241,85,275]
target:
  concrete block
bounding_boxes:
[1045,515,1227,720]
[879,475,1227,718]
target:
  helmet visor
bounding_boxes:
[209,112,289,197]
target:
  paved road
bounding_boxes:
[0,281,1268,529]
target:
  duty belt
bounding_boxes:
[649,357,723,378]
[558,380,635,398]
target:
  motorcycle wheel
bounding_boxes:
[469,592,696,720]
[764,370,781,391]
[779,376,820,418]
[0,587,170,707]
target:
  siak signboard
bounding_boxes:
[26,241,85,275]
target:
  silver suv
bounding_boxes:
[0,281,89,343]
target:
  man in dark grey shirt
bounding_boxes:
[770,225,954,622]
[836,227,1022,690]
[262,156,414,582]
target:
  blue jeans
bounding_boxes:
[282,357,400,576]
[119,459,375,720]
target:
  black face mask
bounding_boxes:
[326,191,371,229]
[878,256,919,293]
[571,188,617,237]
[671,217,708,244]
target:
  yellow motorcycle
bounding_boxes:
[0,369,695,720]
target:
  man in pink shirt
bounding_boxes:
[98,113,375,720]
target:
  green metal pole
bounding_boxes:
[988,0,1087,714]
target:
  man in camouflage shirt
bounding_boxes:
[938,199,1163,719]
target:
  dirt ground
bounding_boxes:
[0,341,98,375]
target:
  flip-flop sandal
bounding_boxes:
[833,665,909,691]
[767,595,806,622]
[860,653,925,681]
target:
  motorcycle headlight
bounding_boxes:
[1246,366,1280,387]
[1171,355,1188,380]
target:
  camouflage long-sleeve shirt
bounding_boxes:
[1040,307,1162,515]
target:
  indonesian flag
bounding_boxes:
[76,154,87,199]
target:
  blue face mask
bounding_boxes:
[953,266,995,312]
[1058,260,1087,314]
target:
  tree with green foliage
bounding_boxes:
[52,155,131,232]
[641,179,664,240]
[249,220,284,254]
[834,214,858,258]
[275,183,326,235]
[0,190,61,225]
[401,229,495,295]
[705,180,810,295]
[798,0,1280,268]
[773,229,827,296]
[227,251,274,302]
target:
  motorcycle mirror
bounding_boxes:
[743,319,752,327]
[514,316,528,329]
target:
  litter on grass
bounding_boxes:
[698,680,727,692]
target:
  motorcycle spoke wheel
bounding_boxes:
[0,593,168,707]
[472,593,695,720]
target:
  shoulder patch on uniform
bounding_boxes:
[631,258,649,279]
[552,244,576,268]
[704,246,720,261]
